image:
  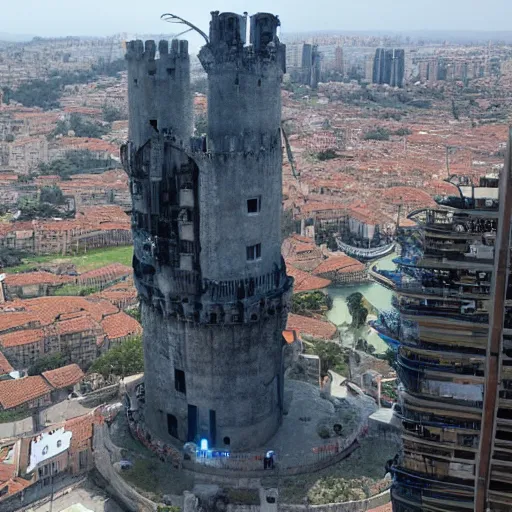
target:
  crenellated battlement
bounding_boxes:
[126,38,192,151]
[200,11,285,75]
[125,38,189,61]
[199,11,285,153]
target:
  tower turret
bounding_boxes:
[123,12,292,452]
[126,38,192,149]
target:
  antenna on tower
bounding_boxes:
[161,13,209,44]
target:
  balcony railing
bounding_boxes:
[396,281,491,298]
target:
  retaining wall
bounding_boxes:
[280,490,391,512]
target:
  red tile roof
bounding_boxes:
[4,272,73,287]
[286,263,331,292]
[42,364,84,389]
[100,312,142,340]
[1,297,118,327]
[286,313,337,340]
[0,476,32,501]
[0,312,38,333]
[0,328,43,348]
[283,329,298,344]
[313,254,365,275]
[0,352,14,376]
[0,376,52,410]
[78,263,132,282]
[57,316,100,336]
[65,411,102,450]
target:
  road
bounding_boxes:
[28,480,123,512]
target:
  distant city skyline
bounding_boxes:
[4,0,512,40]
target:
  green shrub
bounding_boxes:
[363,127,390,141]
[89,336,143,378]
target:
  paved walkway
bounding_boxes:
[28,480,122,512]
[329,370,348,398]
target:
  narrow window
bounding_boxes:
[247,197,261,214]
[246,243,262,262]
[175,369,186,394]
[223,436,230,446]
[149,119,158,131]
[79,450,88,469]
[209,410,217,446]
[209,313,218,324]
[167,414,178,438]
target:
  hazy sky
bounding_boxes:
[3,0,511,38]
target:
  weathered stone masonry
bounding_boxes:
[122,11,292,450]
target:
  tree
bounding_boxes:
[194,114,208,136]
[192,77,208,94]
[0,248,26,268]
[126,307,141,323]
[2,60,127,110]
[16,197,61,220]
[28,353,67,376]
[364,127,390,141]
[52,114,109,139]
[393,127,412,136]
[346,292,368,329]
[38,150,114,179]
[382,348,396,367]
[103,105,124,123]
[292,291,332,316]
[88,336,144,379]
[40,185,65,205]
[306,340,347,376]
[316,149,338,161]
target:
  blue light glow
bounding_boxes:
[200,438,208,451]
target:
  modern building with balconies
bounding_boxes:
[370,163,512,511]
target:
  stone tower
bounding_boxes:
[122,11,291,451]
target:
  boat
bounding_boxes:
[369,309,401,352]
[336,239,396,261]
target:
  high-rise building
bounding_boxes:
[372,48,405,87]
[334,46,344,74]
[373,145,512,511]
[122,11,292,452]
[285,42,320,88]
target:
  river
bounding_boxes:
[326,252,396,354]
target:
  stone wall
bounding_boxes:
[142,304,287,451]
[93,423,158,512]
[78,383,120,408]
[280,490,391,512]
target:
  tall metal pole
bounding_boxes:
[49,468,54,512]
[474,127,512,512]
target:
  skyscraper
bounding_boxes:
[385,137,512,511]
[122,11,292,452]
[372,48,405,88]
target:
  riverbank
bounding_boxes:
[326,253,396,354]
